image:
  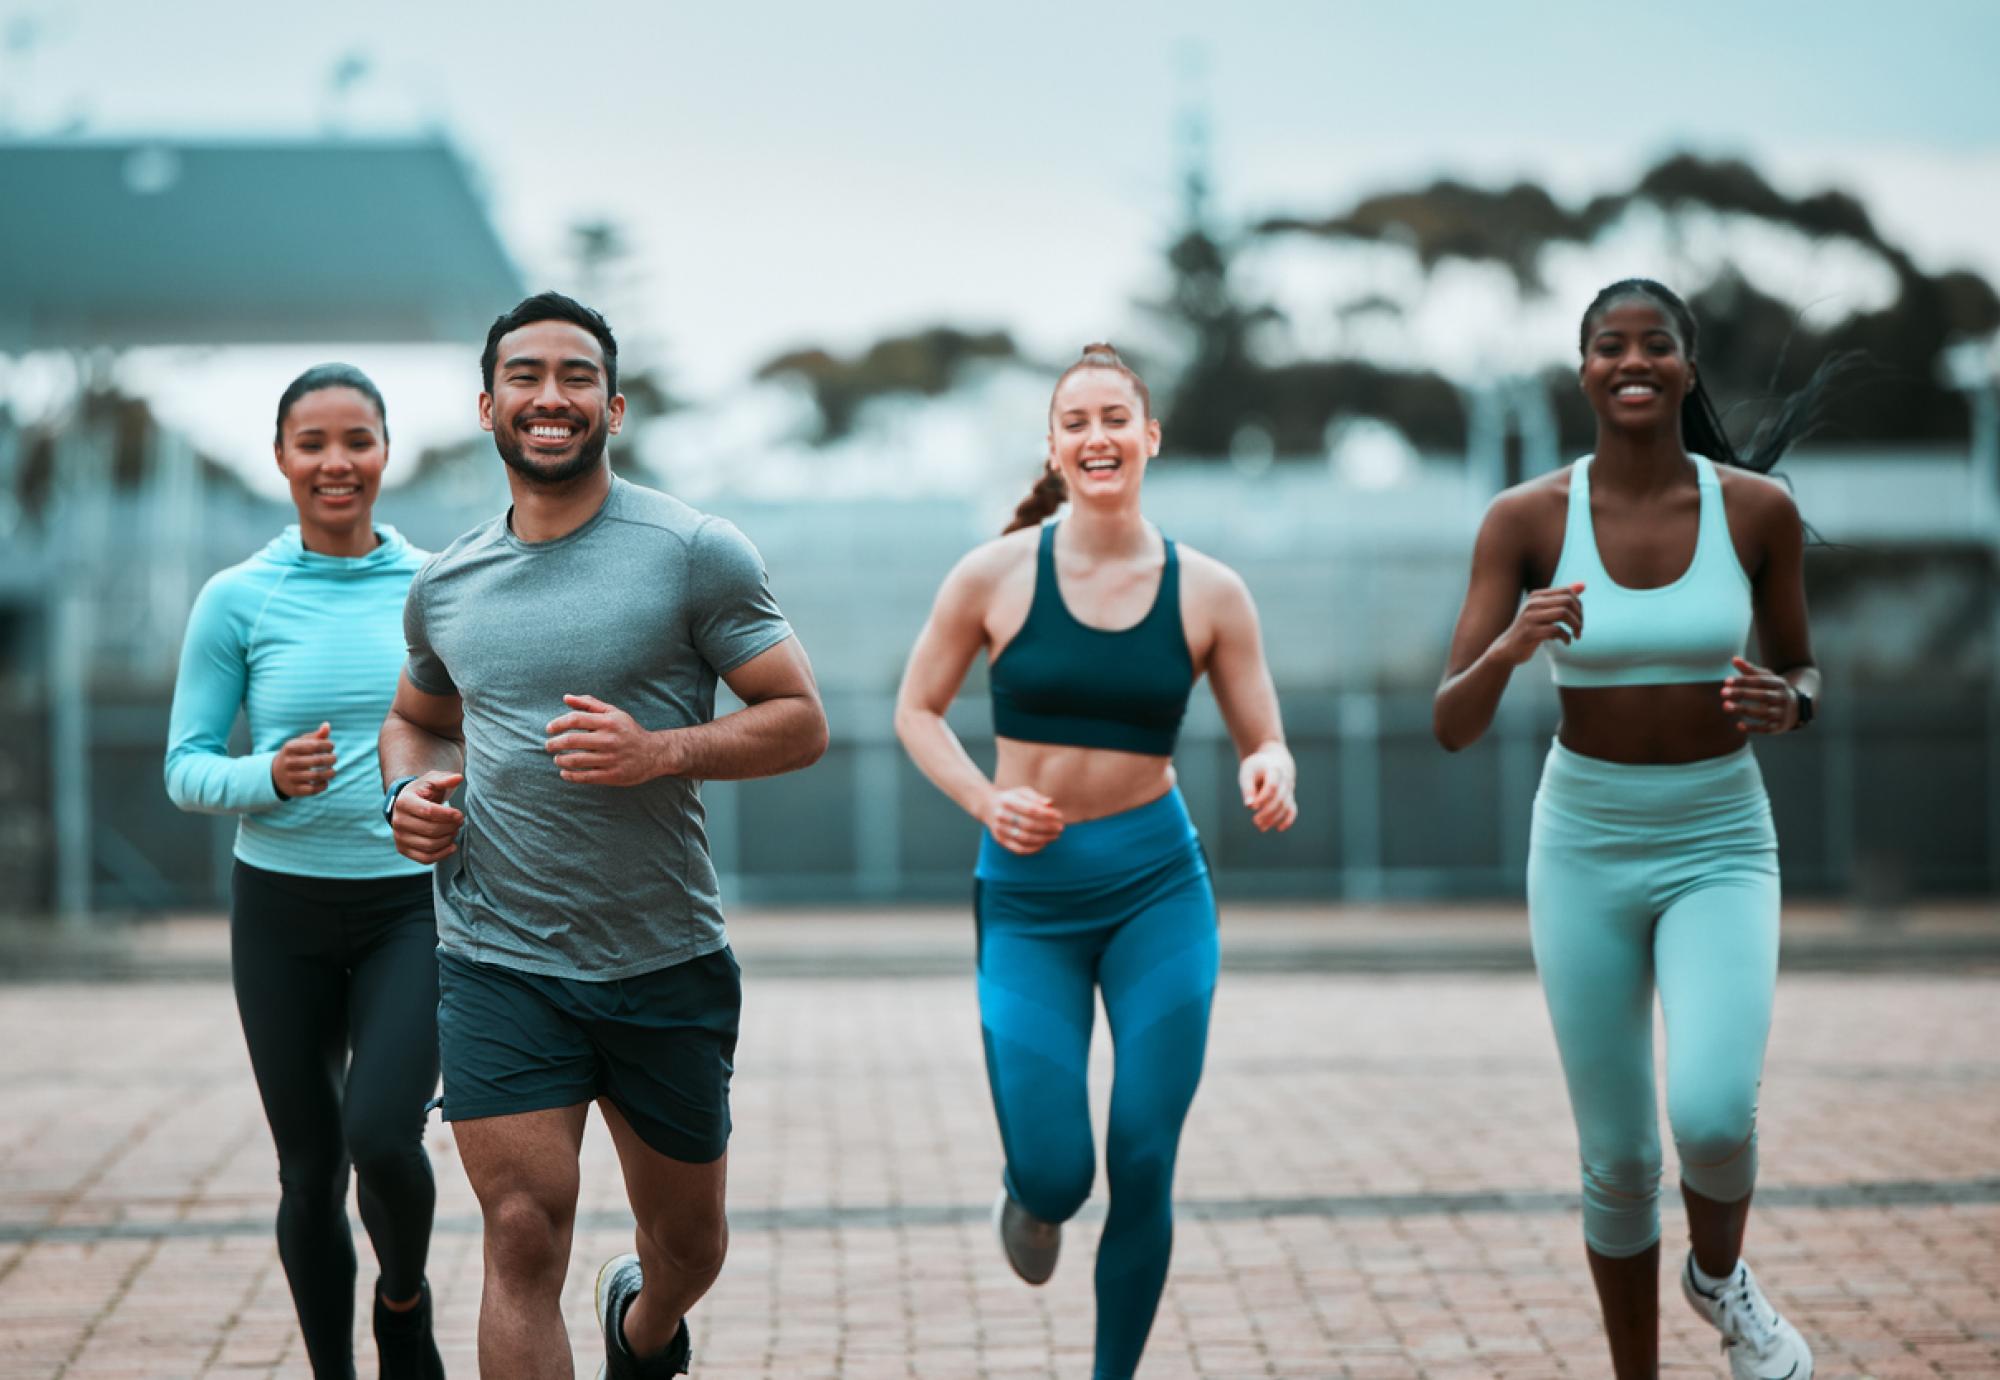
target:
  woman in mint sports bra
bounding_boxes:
[1435,280,1836,1380]
[166,366,444,1378]
[895,344,1298,1380]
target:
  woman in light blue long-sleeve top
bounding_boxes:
[165,364,444,1379]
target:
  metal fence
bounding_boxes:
[699,679,1999,905]
[5,434,1997,915]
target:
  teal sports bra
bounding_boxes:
[989,522,1196,756]
[1546,454,1752,688]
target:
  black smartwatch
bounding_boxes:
[1789,686,1815,730]
[382,774,420,823]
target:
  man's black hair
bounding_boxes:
[480,291,619,396]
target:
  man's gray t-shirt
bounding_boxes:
[403,477,792,981]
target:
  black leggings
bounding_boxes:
[230,861,441,1379]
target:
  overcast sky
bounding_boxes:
[8,0,2000,491]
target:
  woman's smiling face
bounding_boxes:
[1047,367,1161,504]
[275,386,387,539]
[1579,294,1695,434]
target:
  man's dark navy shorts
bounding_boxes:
[436,947,742,1164]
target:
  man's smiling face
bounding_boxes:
[481,319,626,486]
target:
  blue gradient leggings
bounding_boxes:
[1528,742,1781,1259]
[974,788,1220,1380]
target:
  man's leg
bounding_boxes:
[453,1106,589,1380]
[586,947,743,1365]
[597,1100,729,1356]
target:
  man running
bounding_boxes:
[380,291,827,1379]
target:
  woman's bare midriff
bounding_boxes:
[995,738,1177,822]
[1556,682,1752,764]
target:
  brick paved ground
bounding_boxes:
[2,915,1997,1378]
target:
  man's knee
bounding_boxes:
[640,1214,728,1281]
[483,1191,573,1284]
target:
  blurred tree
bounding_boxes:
[565,217,678,479]
[567,216,678,417]
[1139,224,1279,456]
[397,216,680,491]
[1262,179,1578,291]
[1256,153,2000,454]
[14,386,246,519]
[756,327,1020,442]
[568,220,629,303]
[1140,72,1274,456]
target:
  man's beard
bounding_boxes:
[494,413,610,487]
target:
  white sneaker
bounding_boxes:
[593,1253,691,1379]
[992,1187,1061,1285]
[1681,1254,1814,1380]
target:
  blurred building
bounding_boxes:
[0,135,523,917]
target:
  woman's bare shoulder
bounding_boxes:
[939,525,1040,598]
[1172,541,1254,614]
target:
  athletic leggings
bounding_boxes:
[1527,742,1780,1259]
[974,789,1220,1380]
[230,861,441,1378]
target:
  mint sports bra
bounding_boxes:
[1545,454,1752,688]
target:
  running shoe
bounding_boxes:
[992,1187,1061,1285]
[593,1253,691,1379]
[372,1277,445,1379]
[1681,1254,1814,1380]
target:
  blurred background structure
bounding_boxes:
[0,135,526,919]
[1,3,1996,920]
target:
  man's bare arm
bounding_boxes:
[380,672,467,862]
[544,637,828,786]
[380,672,465,782]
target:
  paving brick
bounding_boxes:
[2,948,1998,1376]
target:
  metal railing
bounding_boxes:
[4,424,1996,915]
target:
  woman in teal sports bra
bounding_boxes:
[1435,280,1836,1380]
[895,343,1298,1380]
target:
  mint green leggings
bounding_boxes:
[1527,741,1780,1258]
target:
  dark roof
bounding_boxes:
[0,136,525,349]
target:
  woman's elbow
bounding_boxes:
[1431,701,1471,754]
[161,757,194,812]
[891,702,929,755]
[161,763,216,814]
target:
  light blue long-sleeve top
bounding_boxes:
[164,524,430,879]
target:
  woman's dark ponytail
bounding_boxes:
[1003,466,1068,534]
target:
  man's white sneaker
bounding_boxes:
[594,1253,691,1379]
[1681,1254,1814,1380]
[992,1188,1061,1285]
